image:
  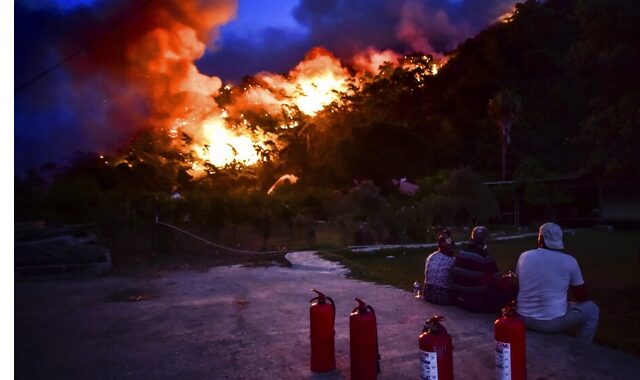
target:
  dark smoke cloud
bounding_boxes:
[14,2,137,172]
[15,0,236,173]
[196,0,518,83]
[196,27,312,83]
[291,0,518,57]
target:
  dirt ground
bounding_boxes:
[14,252,640,379]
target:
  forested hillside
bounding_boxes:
[16,0,640,230]
[287,0,640,187]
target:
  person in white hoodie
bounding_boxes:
[516,222,599,342]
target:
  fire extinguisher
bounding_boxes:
[418,315,453,380]
[494,301,526,380]
[309,289,336,373]
[350,298,380,380]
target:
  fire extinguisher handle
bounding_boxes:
[353,297,367,312]
[310,288,326,303]
[309,289,327,303]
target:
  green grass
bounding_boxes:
[319,230,640,356]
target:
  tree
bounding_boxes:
[488,90,521,180]
[417,168,500,226]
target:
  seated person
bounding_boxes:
[516,222,599,342]
[423,229,456,305]
[452,226,517,313]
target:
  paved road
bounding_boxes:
[15,252,640,379]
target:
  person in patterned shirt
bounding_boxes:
[423,229,457,304]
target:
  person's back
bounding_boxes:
[517,247,581,319]
[452,226,501,312]
[423,229,456,305]
[516,222,599,342]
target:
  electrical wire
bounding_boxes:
[15,0,154,94]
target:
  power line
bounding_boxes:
[14,0,154,95]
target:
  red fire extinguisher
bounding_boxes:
[350,298,380,380]
[494,301,526,380]
[309,289,336,373]
[418,315,453,380]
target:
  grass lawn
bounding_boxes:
[319,230,640,356]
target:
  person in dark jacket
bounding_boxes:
[452,226,516,313]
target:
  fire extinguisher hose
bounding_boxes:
[328,296,336,321]
[367,304,381,374]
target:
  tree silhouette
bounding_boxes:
[488,90,521,180]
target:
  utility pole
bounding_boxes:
[488,92,517,181]
[488,91,521,224]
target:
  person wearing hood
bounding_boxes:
[516,222,599,342]
[423,228,457,305]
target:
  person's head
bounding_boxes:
[537,222,564,250]
[469,226,489,250]
[437,228,455,255]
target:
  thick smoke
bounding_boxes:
[15,0,519,172]
[293,0,517,57]
[15,0,237,171]
[202,0,518,82]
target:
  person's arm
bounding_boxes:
[423,258,429,286]
[485,258,500,282]
[568,257,587,302]
[570,284,588,302]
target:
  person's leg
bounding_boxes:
[521,301,599,343]
[489,283,518,311]
[424,284,440,303]
[424,284,456,305]
[565,301,599,342]
[443,288,456,305]
[521,315,567,335]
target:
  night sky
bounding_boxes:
[13,0,519,173]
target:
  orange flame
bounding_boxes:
[169,47,355,173]
[103,2,450,173]
[352,47,401,74]
[195,117,261,167]
[253,47,351,116]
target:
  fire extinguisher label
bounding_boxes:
[495,341,511,380]
[420,350,438,380]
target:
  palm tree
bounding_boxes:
[488,90,520,180]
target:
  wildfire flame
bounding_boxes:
[176,45,446,172]
[89,1,447,174]
[195,117,261,167]
[352,47,401,74]
[251,47,350,116]
[175,47,353,171]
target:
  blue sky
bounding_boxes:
[225,0,302,35]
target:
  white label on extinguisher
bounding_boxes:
[420,350,439,380]
[495,341,512,380]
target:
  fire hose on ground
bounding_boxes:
[154,217,285,256]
